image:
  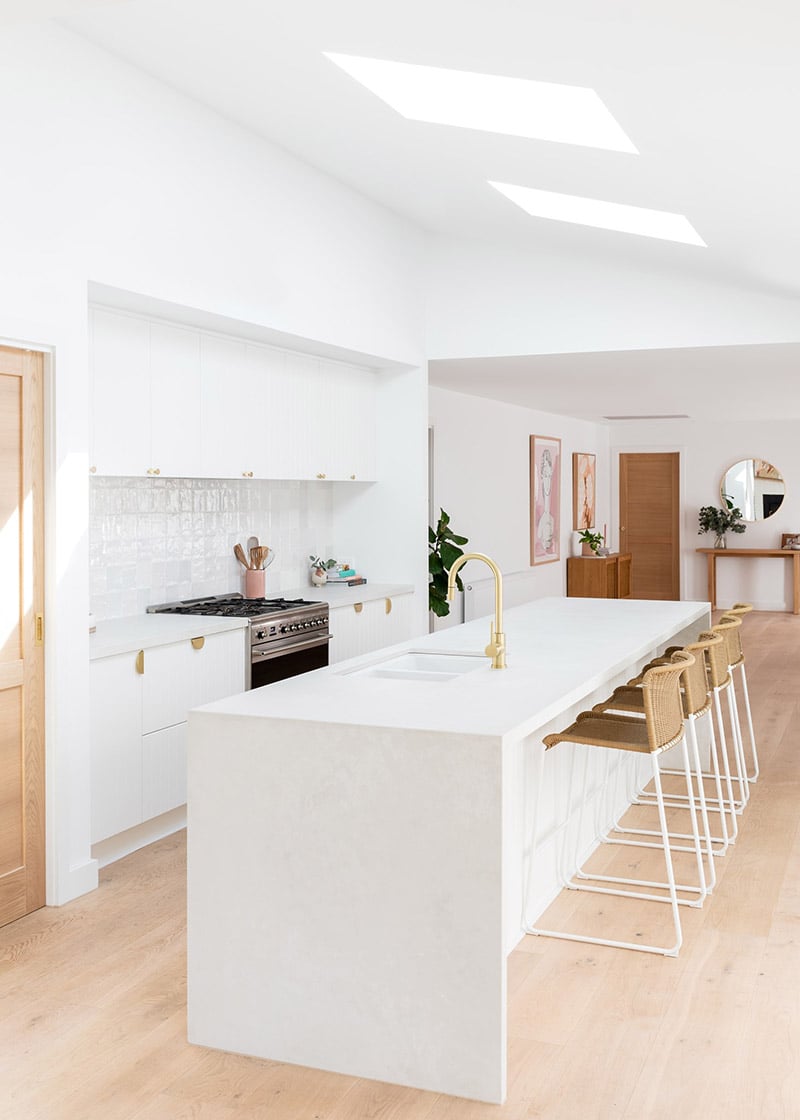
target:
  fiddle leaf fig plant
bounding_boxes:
[428,508,468,618]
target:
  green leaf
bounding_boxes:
[429,595,450,617]
[428,525,436,543]
[428,552,444,574]
[440,541,464,571]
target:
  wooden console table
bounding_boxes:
[697,548,800,614]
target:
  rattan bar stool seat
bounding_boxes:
[525,651,702,957]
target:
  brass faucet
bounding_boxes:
[446,552,507,669]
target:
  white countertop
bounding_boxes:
[90,614,249,660]
[196,596,709,742]
[281,582,415,608]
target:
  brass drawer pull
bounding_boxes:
[191,636,205,650]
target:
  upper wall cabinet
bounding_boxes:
[89,308,378,482]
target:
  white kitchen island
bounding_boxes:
[187,596,709,1104]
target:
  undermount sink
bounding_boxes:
[341,650,488,682]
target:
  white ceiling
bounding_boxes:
[429,342,800,422]
[20,0,800,417]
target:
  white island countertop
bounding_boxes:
[189,595,710,1105]
[197,595,709,742]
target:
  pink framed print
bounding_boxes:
[530,435,561,565]
[573,452,596,530]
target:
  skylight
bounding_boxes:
[489,182,706,246]
[324,53,637,153]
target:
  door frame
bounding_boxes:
[611,442,688,599]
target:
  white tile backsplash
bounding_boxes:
[89,477,334,620]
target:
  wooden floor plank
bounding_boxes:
[1,611,798,1118]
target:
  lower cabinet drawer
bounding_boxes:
[142,723,188,820]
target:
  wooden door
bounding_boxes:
[0,346,45,926]
[619,453,680,600]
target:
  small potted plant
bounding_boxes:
[697,498,745,549]
[578,528,604,556]
[309,555,336,587]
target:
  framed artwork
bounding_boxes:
[530,435,561,565]
[572,452,596,530]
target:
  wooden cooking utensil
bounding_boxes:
[234,543,251,569]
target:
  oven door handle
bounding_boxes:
[252,634,332,661]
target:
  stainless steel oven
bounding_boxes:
[147,594,331,689]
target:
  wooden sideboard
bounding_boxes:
[696,548,800,614]
[567,553,632,599]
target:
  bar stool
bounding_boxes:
[712,615,750,810]
[525,651,700,957]
[721,602,760,782]
[594,636,726,869]
[614,633,737,857]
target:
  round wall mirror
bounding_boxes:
[721,458,785,521]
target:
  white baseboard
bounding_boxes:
[91,806,187,869]
[48,857,99,907]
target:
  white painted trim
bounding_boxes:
[91,806,187,869]
[60,858,100,904]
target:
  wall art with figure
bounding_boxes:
[572,452,596,531]
[530,435,561,565]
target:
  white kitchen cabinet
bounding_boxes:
[89,307,379,481]
[328,592,415,665]
[150,322,202,477]
[90,309,151,476]
[200,334,251,478]
[90,629,247,844]
[142,723,187,820]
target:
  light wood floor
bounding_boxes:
[2,611,799,1119]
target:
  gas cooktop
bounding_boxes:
[147,593,319,618]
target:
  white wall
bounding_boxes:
[0,22,427,905]
[429,387,611,623]
[90,477,335,619]
[610,418,800,610]
[425,236,800,360]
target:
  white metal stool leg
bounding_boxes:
[734,662,760,782]
[526,751,683,957]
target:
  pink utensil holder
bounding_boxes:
[244,569,265,598]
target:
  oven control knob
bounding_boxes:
[255,629,266,640]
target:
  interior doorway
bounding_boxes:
[0,346,45,927]
[619,452,680,600]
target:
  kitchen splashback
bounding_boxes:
[89,477,334,620]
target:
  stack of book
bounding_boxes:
[326,567,367,587]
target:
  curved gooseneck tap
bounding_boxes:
[446,552,507,669]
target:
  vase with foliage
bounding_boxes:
[577,528,604,556]
[697,498,745,549]
[428,509,468,617]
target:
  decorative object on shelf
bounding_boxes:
[578,528,604,556]
[530,435,561,565]
[721,458,785,521]
[428,508,468,617]
[781,533,800,550]
[698,498,746,549]
[309,555,337,587]
[572,452,596,531]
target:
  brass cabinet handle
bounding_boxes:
[354,602,363,614]
[191,636,205,650]
[385,598,392,614]
[242,471,254,478]
[350,474,356,480]
[316,472,327,479]
[89,465,97,474]
[135,650,145,674]
[146,467,161,476]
